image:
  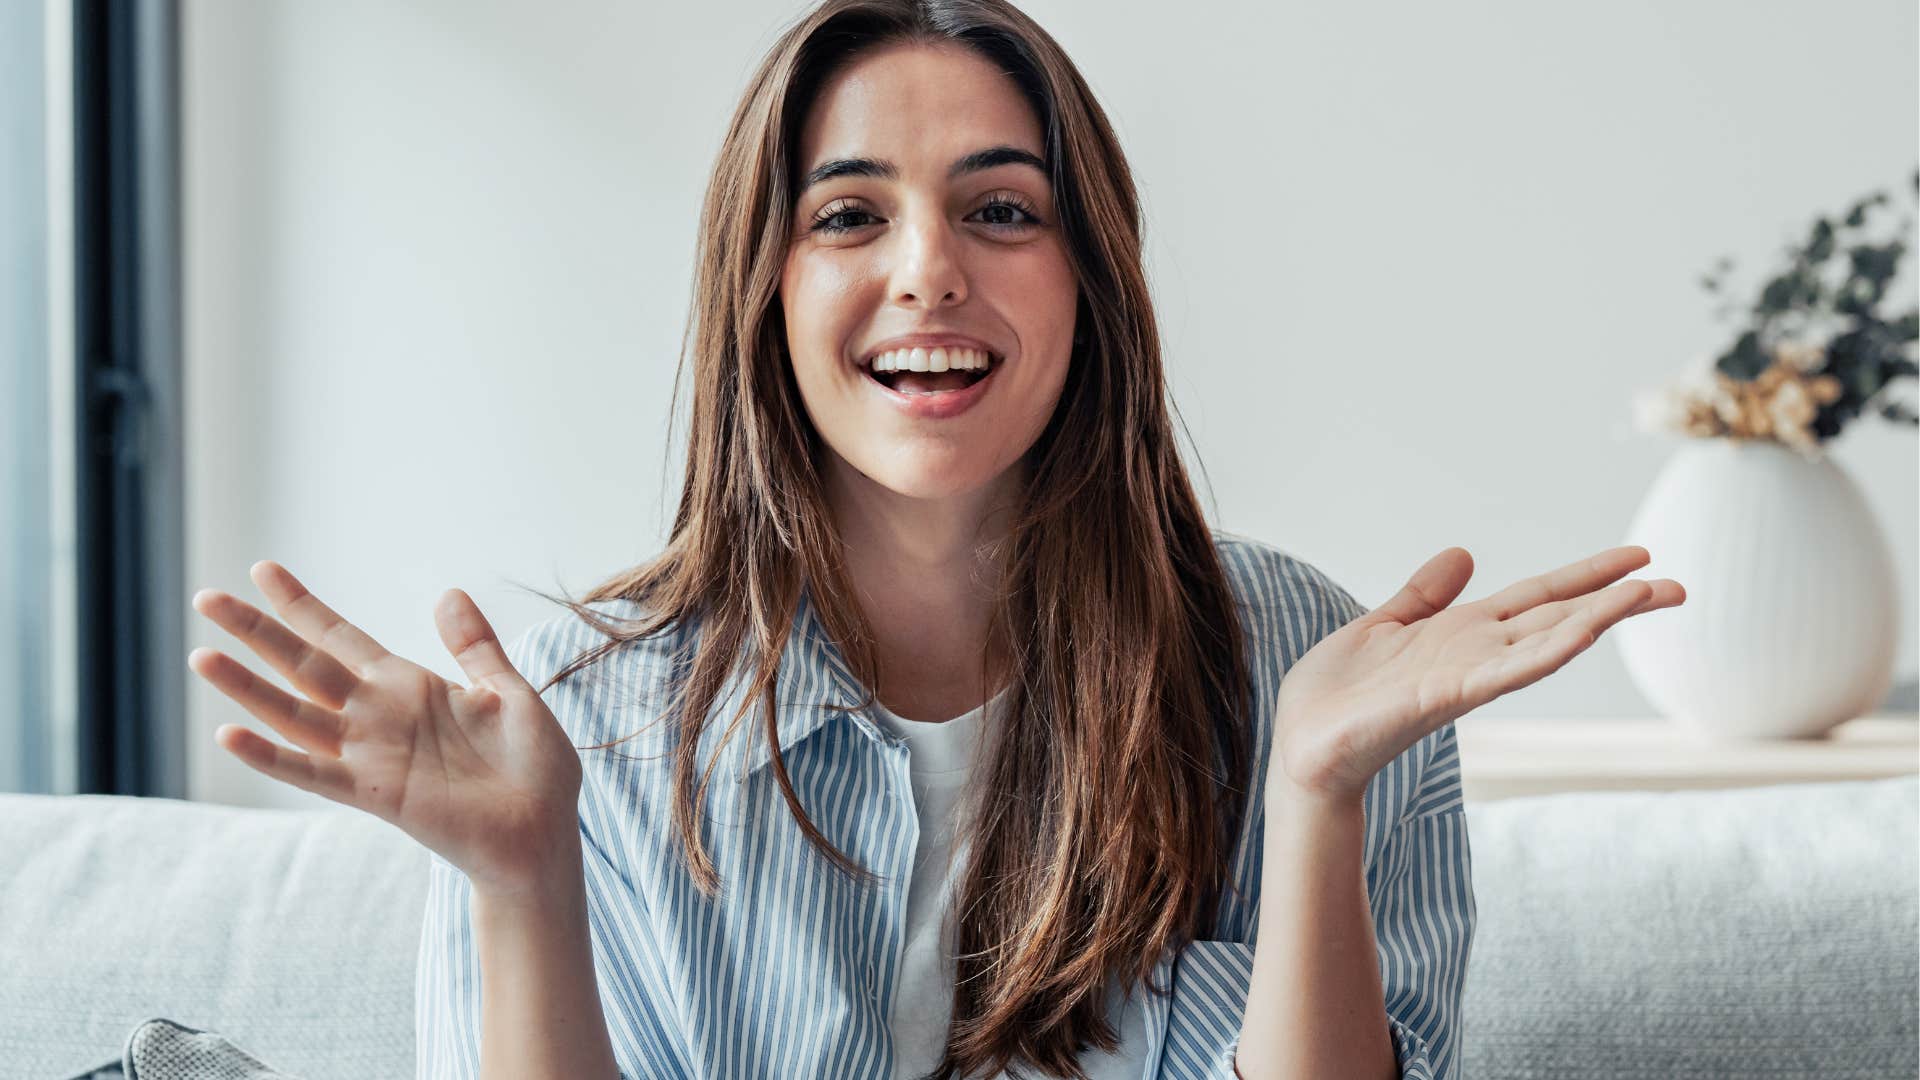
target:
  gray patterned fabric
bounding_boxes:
[1459,775,1917,1078]
[1,793,428,1080]
[1,774,1914,1079]
[60,1017,304,1080]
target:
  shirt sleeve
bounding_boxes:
[1152,556,1477,1079]
[412,616,675,1080]
[414,625,550,1080]
[1369,757,1476,1080]
[1151,937,1258,1078]
[1342,561,1476,1080]
[1317,567,1476,1079]
[412,824,666,1080]
[1150,730,1476,1080]
[414,851,484,1080]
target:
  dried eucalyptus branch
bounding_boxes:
[1637,169,1919,457]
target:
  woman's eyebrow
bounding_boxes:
[797,145,1048,195]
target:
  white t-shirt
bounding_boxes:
[865,687,1152,1080]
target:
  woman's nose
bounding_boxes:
[889,216,967,308]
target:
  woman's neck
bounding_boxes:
[824,455,1021,722]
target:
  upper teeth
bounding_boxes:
[866,346,993,373]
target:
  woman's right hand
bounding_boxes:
[188,560,583,899]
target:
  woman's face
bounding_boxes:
[779,41,1078,503]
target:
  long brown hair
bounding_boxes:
[527,2,1253,1076]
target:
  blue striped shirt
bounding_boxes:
[416,529,1476,1079]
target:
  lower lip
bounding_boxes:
[859,359,1000,420]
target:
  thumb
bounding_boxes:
[434,588,527,692]
[1373,547,1476,625]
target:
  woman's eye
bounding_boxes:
[972,195,1042,230]
[810,205,877,234]
[806,195,1044,236]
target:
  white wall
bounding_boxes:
[183,0,1918,809]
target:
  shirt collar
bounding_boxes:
[728,581,873,777]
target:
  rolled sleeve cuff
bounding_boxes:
[1209,1014,1437,1080]
[1153,942,1442,1080]
[1387,1014,1439,1080]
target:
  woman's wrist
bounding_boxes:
[472,826,586,911]
[468,827,619,1080]
[1265,772,1366,820]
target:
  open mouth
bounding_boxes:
[863,365,993,394]
[859,351,1001,395]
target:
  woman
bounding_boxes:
[188,1,1684,1078]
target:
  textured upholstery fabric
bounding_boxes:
[1458,776,1917,1078]
[0,793,427,1080]
[1,775,1914,1079]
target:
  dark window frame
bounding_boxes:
[72,0,185,798]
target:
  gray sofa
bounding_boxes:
[3,777,1914,1079]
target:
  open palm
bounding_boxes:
[188,561,582,898]
[1271,545,1687,803]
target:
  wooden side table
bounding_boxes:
[1453,712,1919,801]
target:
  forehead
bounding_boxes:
[795,42,1044,170]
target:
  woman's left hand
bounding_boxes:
[1270,545,1686,806]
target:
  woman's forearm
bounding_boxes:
[473,837,621,1080]
[1232,784,1399,1080]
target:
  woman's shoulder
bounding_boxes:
[503,597,694,747]
[1207,527,1372,641]
[504,597,683,675]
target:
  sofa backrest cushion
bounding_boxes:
[0,793,427,1080]
[4,775,1915,1080]
[1459,775,1918,1079]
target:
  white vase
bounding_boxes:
[1612,438,1899,741]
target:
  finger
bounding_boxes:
[1501,577,1685,643]
[214,722,357,804]
[189,646,346,757]
[1482,546,1650,622]
[1374,547,1476,624]
[192,588,361,709]
[250,561,393,671]
[1487,580,1654,694]
[1505,580,1643,672]
[1625,579,1687,617]
[434,588,530,693]
[1571,579,1658,639]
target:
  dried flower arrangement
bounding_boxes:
[1634,169,1919,459]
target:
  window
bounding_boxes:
[3,0,184,797]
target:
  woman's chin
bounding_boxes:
[854,456,1000,502]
